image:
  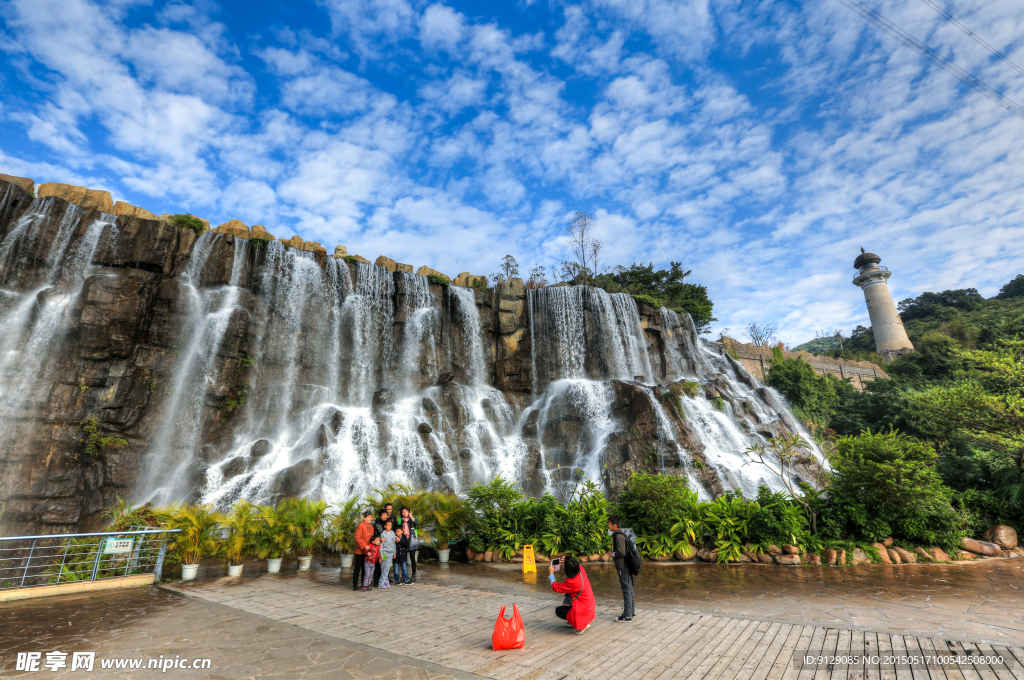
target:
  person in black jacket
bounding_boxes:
[396,506,418,584]
[609,515,635,622]
[393,528,411,584]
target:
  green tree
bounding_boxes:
[823,430,962,551]
[765,348,854,428]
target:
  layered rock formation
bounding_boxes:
[0,178,820,535]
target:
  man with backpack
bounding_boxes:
[609,515,638,622]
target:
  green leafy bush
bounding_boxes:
[615,473,697,536]
[248,236,271,248]
[823,430,963,553]
[427,273,450,286]
[167,213,207,235]
[631,293,661,308]
[747,486,808,547]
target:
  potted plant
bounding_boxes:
[254,505,294,573]
[168,504,221,580]
[222,499,257,577]
[326,498,362,568]
[280,497,328,570]
[427,492,467,563]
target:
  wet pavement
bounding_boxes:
[2,558,1024,679]
[432,559,1024,644]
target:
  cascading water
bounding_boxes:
[0,205,115,456]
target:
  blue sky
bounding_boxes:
[1,0,1022,344]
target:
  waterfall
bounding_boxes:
[0,210,116,454]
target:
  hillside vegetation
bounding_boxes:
[768,274,1024,534]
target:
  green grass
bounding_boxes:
[167,213,207,236]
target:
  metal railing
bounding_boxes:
[0,528,179,590]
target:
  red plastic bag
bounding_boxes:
[492,603,526,650]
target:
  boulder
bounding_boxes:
[373,389,395,407]
[270,459,315,497]
[674,546,696,561]
[350,254,371,264]
[757,553,773,564]
[454,272,487,288]
[512,556,523,563]
[697,548,718,563]
[961,538,1002,557]
[804,553,822,566]
[474,553,484,562]
[1014,547,1024,558]
[767,545,783,555]
[112,201,159,220]
[588,554,601,562]
[333,245,348,257]
[38,182,113,213]
[892,547,916,564]
[926,546,951,563]
[221,456,249,481]
[417,422,433,435]
[872,543,892,564]
[887,549,902,565]
[250,439,273,459]
[375,255,403,272]
[213,219,250,238]
[851,549,872,566]
[0,173,34,193]
[956,550,976,561]
[601,552,612,562]
[1002,550,1018,559]
[782,544,799,555]
[483,551,493,562]
[466,548,477,560]
[915,547,934,563]
[836,549,847,565]
[823,548,837,566]
[983,525,1018,550]
[774,554,801,566]
[416,265,450,283]
[280,235,304,249]
[251,224,276,240]
[882,537,894,547]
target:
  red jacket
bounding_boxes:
[355,522,374,556]
[363,543,381,564]
[551,566,596,631]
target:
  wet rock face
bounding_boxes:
[0,178,819,533]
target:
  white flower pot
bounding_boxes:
[182,564,199,580]
[340,554,354,569]
[298,556,312,571]
[267,558,283,573]
[438,549,451,563]
[227,564,243,577]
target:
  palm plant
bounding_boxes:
[222,500,258,566]
[167,504,222,565]
[253,505,295,560]
[424,492,468,548]
[325,498,363,554]
[279,497,329,557]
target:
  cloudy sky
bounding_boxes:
[1,0,1022,344]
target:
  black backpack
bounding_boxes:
[616,531,642,576]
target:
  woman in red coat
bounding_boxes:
[548,555,596,634]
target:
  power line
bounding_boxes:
[917,0,1024,77]
[834,0,1024,120]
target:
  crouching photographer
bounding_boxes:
[548,555,595,635]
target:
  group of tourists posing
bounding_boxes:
[351,504,419,591]
[348,506,640,634]
[546,514,638,634]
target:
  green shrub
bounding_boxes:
[427,273,450,286]
[541,479,610,556]
[167,213,207,236]
[248,236,271,248]
[766,348,853,427]
[342,255,360,264]
[631,293,661,308]
[823,430,963,553]
[616,473,697,536]
[747,486,808,546]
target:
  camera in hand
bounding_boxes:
[551,558,561,571]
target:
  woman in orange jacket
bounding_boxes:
[351,510,375,591]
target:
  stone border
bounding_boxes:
[1,572,154,602]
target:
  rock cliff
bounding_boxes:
[0,178,820,534]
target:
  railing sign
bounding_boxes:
[104,538,133,554]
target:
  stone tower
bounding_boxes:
[852,249,915,361]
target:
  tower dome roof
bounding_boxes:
[854,248,881,269]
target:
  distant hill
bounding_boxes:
[792,336,842,353]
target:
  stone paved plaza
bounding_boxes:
[3,560,1024,679]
